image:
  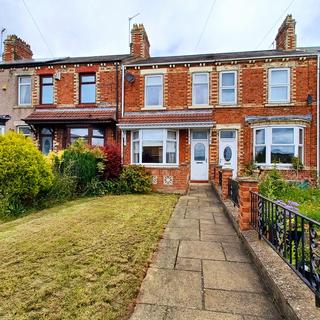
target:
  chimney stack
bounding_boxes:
[2,35,33,62]
[275,14,296,51]
[130,24,150,59]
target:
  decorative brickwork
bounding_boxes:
[2,35,33,61]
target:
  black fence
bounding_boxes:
[218,170,222,187]
[228,178,239,207]
[251,192,320,306]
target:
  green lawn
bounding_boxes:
[0,194,178,320]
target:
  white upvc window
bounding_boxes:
[17,126,32,137]
[219,71,237,105]
[0,125,5,135]
[192,72,209,105]
[268,68,290,103]
[131,129,178,165]
[254,126,304,165]
[145,75,163,108]
[18,76,32,106]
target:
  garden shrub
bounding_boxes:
[0,132,53,215]
[119,165,152,193]
[60,140,105,193]
[101,144,122,180]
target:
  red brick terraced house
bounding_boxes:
[118,16,320,193]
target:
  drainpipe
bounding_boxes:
[317,51,320,179]
[120,64,125,163]
[115,63,119,121]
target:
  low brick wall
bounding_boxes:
[213,183,320,320]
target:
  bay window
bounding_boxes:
[131,129,178,165]
[254,126,304,165]
[268,68,290,103]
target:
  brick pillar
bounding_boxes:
[221,168,233,199]
[238,177,259,231]
[214,165,222,186]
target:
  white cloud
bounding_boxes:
[1,0,319,59]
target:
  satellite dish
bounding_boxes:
[125,72,135,83]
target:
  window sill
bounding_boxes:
[215,104,238,108]
[265,103,294,107]
[257,164,294,170]
[13,105,33,109]
[141,107,166,111]
[132,164,179,168]
[188,105,213,109]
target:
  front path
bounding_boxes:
[130,184,282,320]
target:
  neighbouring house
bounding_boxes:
[0,15,319,194]
[118,16,320,193]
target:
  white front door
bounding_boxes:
[191,130,209,181]
[219,130,237,178]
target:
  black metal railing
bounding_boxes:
[251,192,320,306]
[218,170,222,187]
[228,178,239,207]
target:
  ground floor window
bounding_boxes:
[69,127,105,146]
[17,126,32,137]
[254,126,304,165]
[132,129,178,165]
[0,125,4,135]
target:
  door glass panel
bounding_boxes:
[42,137,52,155]
[194,143,205,161]
[223,146,232,161]
[220,130,235,139]
[192,131,207,140]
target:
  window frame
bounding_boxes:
[219,70,237,105]
[192,72,209,106]
[79,73,96,104]
[268,68,290,104]
[17,125,32,137]
[131,129,179,166]
[18,76,32,106]
[40,75,54,105]
[144,74,164,108]
[68,126,105,146]
[0,125,5,135]
[253,125,304,166]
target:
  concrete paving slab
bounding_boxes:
[222,242,251,263]
[130,304,167,320]
[185,210,214,220]
[158,239,179,249]
[205,289,280,317]
[138,268,202,308]
[201,223,236,236]
[166,307,243,320]
[168,218,199,228]
[203,260,265,292]
[151,247,178,269]
[175,257,201,272]
[179,240,225,260]
[163,227,199,240]
[243,315,283,320]
[201,233,241,243]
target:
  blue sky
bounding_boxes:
[1,0,320,59]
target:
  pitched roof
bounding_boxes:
[24,108,116,124]
[127,49,317,66]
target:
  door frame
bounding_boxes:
[218,129,238,178]
[190,129,209,181]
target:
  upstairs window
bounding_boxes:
[192,73,209,105]
[145,75,163,108]
[80,74,96,104]
[219,71,237,105]
[132,129,178,165]
[254,126,303,165]
[40,76,54,104]
[18,76,31,106]
[268,68,290,103]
